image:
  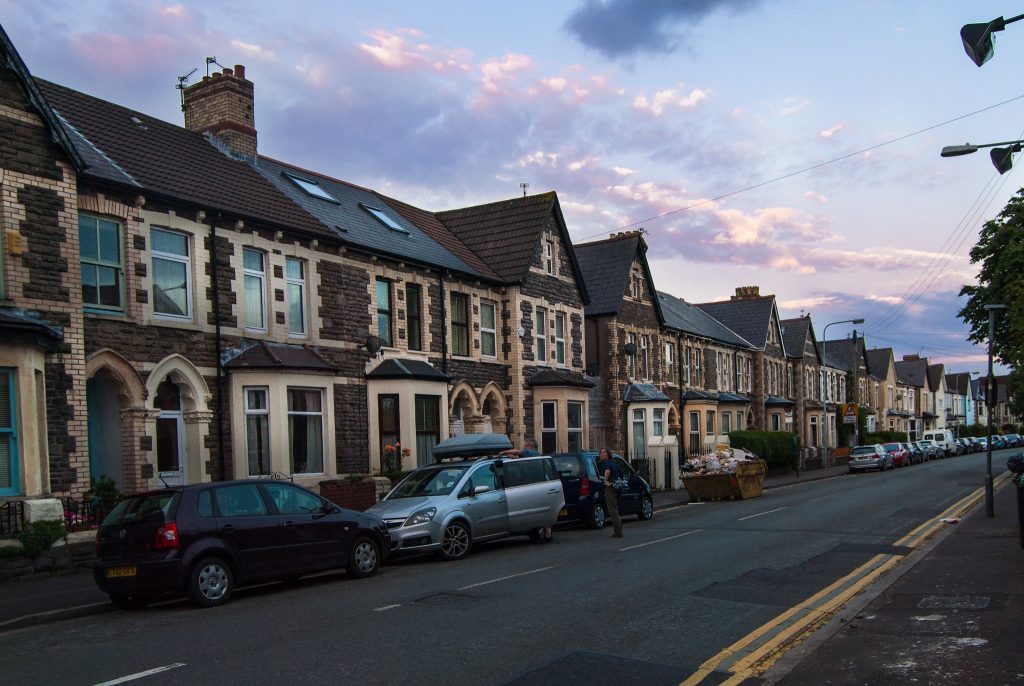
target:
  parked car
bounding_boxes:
[551,451,654,528]
[903,442,924,465]
[953,438,971,455]
[975,437,989,451]
[882,442,910,468]
[991,435,1008,450]
[93,479,390,609]
[366,434,565,561]
[848,444,892,473]
[916,439,942,460]
[922,430,955,457]
[1004,433,1022,448]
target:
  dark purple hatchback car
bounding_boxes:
[93,479,389,609]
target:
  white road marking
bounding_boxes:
[738,507,787,521]
[457,565,559,590]
[618,529,703,551]
[92,663,186,685]
[373,604,402,612]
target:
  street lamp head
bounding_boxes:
[990,145,1021,175]
[961,18,1005,67]
[851,318,865,325]
[941,144,979,157]
[984,303,1008,311]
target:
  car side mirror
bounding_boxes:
[473,484,492,495]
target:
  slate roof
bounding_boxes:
[435,193,588,301]
[926,363,945,392]
[223,341,335,371]
[817,339,865,371]
[695,296,777,351]
[780,317,816,362]
[36,80,334,240]
[865,348,893,379]
[0,307,64,351]
[623,383,670,403]
[766,395,794,406]
[895,358,928,387]
[365,358,449,381]
[255,157,482,277]
[527,368,595,388]
[657,292,752,348]
[681,389,717,402]
[574,233,662,320]
[946,372,972,395]
[717,392,750,404]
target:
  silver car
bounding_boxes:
[848,444,892,473]
[366,454,565,561]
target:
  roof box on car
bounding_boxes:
[432,433,513,462]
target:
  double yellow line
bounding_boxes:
[680,473,1011,686]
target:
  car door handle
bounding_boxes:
[547,488,560,494]
[220,525,235,534]
[497,497,506,503]
[282,521,295,528]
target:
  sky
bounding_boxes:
[3,0,1021,375]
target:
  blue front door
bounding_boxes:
[0,369,20,496]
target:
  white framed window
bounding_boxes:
[535,308,547,364]
[653,408,664,436]
[640,335,649,380]
[243,248,267,331]
[541,400,557,453]
[288,388,324,475]
[567,401,584,451]
[706,410,715,435]
[151,228,191,319]
[244,387,271,476]
[286,257,306,336]
[555,313,566,366]
[79,214,125,312]
[685,346,692,385]
[665,343,674,382]
[721,411,731,434]
[626,332,636,378]
[481,300,497,358]
[544,241,554,274]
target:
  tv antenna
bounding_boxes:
[520,182,529,197]
[175,67,198,111]
[206,56,226,75]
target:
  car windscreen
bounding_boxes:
[882,443,900,451]
[850,447,877,456]
[100,492,177,526]
[388,466,469,498]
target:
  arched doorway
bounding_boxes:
[480,383,508,435]
[154,377,186,485]
[449,382,478,435]
[145,355,213,486]
[86,350,147,494]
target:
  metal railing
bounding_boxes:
[61,497,111,531]
[630,457,652,484]
[0,500,25,537]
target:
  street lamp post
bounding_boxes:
[820,318,865,467]
[941,140,1024,175]
[985,304,1007,518]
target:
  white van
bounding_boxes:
[922,429,955,457]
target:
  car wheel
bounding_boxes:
[347,536,380,578]
[439,520,471,561]
[187,556,233,608]
[588,503,607,529]
[638,495,654,521]
[109,594,150,610]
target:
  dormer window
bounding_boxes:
[544,241,554,274]
[361,204,409,234]
[282,172,339,203]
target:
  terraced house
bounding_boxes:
[0,29,593,502]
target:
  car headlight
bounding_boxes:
[404,507,437,527]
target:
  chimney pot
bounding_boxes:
[223,67,233,76]
[235,65,246,79]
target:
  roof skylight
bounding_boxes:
[283,172,339,203]
[361,204,409,234]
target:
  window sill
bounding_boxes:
[84,308,127,319]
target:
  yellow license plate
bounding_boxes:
[106,566,137,578]
[559,509,568,516]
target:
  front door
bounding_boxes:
[0,369,19,497]
[156,412,185,486]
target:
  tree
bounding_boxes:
[959,189,1024,368]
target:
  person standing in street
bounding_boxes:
[600,447,623,538]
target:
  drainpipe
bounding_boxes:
[677,332,685,455]
[208,211,226,482]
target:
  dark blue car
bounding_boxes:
[551,451,654,529]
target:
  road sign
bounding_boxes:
[843,403,858,424]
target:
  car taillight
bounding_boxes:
[579,477,591,497]
[154,522,179,549]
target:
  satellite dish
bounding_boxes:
[623,342,637,356]
[365,335,382,355]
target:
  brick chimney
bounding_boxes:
[902,354,921,361]
[731,286,761,300]
[183,65,257,156]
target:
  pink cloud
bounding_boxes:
[819,122,844,139]
[480,53,533,93]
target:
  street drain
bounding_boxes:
[917,594,990,610]
[413,592,478,606]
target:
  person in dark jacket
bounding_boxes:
[599,447,623,538]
